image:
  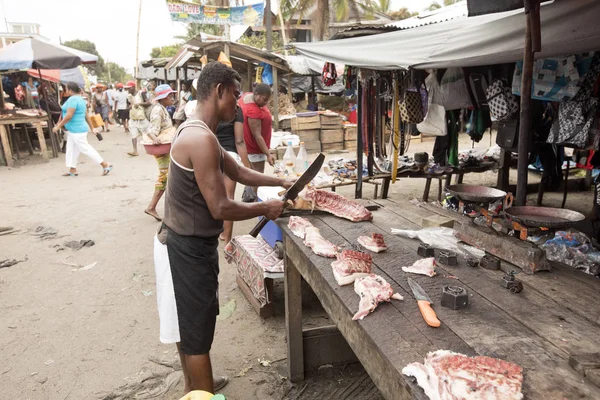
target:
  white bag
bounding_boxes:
[439,68,472,111]
[417,72,447,136]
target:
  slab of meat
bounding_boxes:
[331,250,373,285]
[303,188,372,222]
[402,350,524,400]
[288,216,314,239]
[304,227,338,258]
[352,274,403,320]
[402,258,436,277]
[358,233,388,253]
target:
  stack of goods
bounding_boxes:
[344,124,357,151]
[320,112,344,151]
[269,94,296,117]
[292,112,321,153]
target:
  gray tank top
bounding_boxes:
[163,120,224,238]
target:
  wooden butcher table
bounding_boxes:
[0,113,50,167]
[278,199,600,399]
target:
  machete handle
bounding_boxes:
[417,300,441,328]
[249,216,269,238]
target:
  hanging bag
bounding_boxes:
[399,90,424,124]
[486,79,519,121]
[439,68,472,110]
[417,71,447,136]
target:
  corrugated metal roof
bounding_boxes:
[387,1,467,29]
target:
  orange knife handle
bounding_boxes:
[417,300,441,328]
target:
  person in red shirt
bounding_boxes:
[238,83,273,189]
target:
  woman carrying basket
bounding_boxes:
[144,84,176,221]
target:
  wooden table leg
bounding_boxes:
[423,177,432,202]
[284,254,304,382]
[381,177,391,199]
[9,125,20,159]
[23,125,34,155]
[0,125,13,167]
[458,173,465,184]
[438,178,443,201]
[35,123,49,162]
[445,173,452,188]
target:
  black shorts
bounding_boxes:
[166,227,220,355]
[117,109,130,120]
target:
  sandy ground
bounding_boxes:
[0,127,594,400]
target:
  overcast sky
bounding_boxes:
[0,0,438,72]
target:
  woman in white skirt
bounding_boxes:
[53,82,113,177]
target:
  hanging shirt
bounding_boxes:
[61,95,89,134]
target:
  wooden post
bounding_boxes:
[247,63,252,92]
[287,73,293,98]
[284,253,304,382]
[265,0,273,52]
[356,78,363,199]
[273,66,279,130]
[135,0,143,83]
[0,124,13,167]
[496,148,511,192]
[516,2,537,206]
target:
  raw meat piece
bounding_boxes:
[331,250,373,286]
[303,188,372,222]
[402,258,436,277]
[288,216,339,257]
[304,227,338,258]
[288,216,314,239]
[402,350,524,400]
[358,233,388,253]
[352,274,403,320]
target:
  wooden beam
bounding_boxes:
[516,5,535,206]
[0,124,13,167]
[284,252,304,382]
[273,66,279,130]
[230,45,291,73]
[247,63,253,92]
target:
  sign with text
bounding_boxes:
[166,1,264,26]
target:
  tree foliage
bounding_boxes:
[176,22,224,41]
[105,62,132,84]
[389,7,418,20]
[238,32,285,51]
[443,0,460,5]
[62,39,105,77]
[427,2,442,11]
[374,0,391,14]
[150,44,181,59]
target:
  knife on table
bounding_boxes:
[407,278,441,328]
[249,153,325,238]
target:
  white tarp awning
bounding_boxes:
[294,0,600,70]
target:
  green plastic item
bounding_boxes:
[210,395,226,400]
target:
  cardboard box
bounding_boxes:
[322,142,344,152]
[320,129,344,144]
[297,129,320,143]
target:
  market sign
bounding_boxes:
[166,1,264,26]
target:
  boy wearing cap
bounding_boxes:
[126,81,152,156]
[155,62,290,395]
[113,82,130,132]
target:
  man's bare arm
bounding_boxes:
[185,133,283,221]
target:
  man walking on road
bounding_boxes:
[155,62,290,395]
[113,82,130,132]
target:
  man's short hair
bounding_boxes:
[197,62,241,101]
[254,83,272,96]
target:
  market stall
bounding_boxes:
[0,37,98,165]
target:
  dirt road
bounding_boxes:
[0,127,592,399]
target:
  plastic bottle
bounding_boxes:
[296,142,309,175]
[282,141,297,176]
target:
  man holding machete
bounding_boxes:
[159,62,291,394]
